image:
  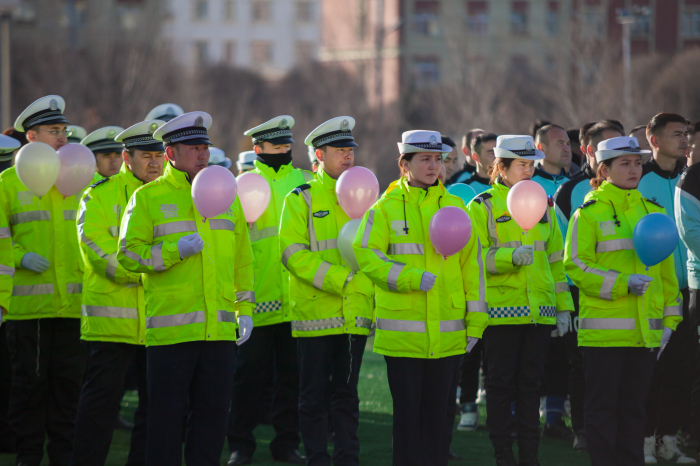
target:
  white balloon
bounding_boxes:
[15,142,60,197]
[338,218,362,272]
[236,172,271,223]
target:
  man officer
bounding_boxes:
[118,112,255,466]
[70,120,167,466]
[145,103,184,122]
[82,126,125,180]
[0,95,86,466]
[280,116,374,466]
[227,116,312,465]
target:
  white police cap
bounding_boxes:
[244,116,295,145]
[493,135,545,160]
[0,134,21,162]
[308,145,318,164]
[595,136,652,163]
[153,111,212,146]
[116,120,165,152]
[145,103,184,122]
[397,130,453,156]
[82,126,125,154]
[304,116,358,149]
[208,147,232,169]
[14,95,69,132]
[237,150,256,172]
[66,125,87,144]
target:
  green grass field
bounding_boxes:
[1,339,698,465]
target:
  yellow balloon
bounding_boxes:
[15,142,60,197]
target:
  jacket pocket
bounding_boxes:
[451,292,466,309]
[377,292,412,310]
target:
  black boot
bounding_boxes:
[494,446,518,466]
[518,446,541,466]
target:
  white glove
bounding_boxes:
[420,272,436,292]
[512,245,534,266]
[177,233,204,259]
[237,315,253,346]
[628,274,653,296]
[657,327,673,360]
[21,252,49,273]
[467,337,479,353]
[556,311,570,337]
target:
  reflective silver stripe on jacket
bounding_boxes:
[663,305,682,317]
[372,249,406,291]
[77,208,113,268]
[475,237,486,307]
[533,241,547,251]
[439,319,467,332]
[151,243,165,272]
[12,284,54,296]
[217,310,237,323]
[153,221,197,239]
[376,317,466,333]
[0,264,14,277]
[292,317,345,332]
[249,224,278,242]
[387,243,425,255]
[0,227,10,239]
[548,250,564,263]
[209,219,235,232]
[312,261,332,290]
[120,197,158,270]
[649,318,663,330]
[361,210,374,248]
[109,226,119,237]
[67,283,82,294]
[355,316,372,329]
[146,310,205,328]
[236,291,255,303]
[300,190,338,252]
[81,305,138,319]
[579,317,663,331]
[282,243,309,267]
[63,210,77,221]
[467,300,488,313]
[570,211,620,301]
[595,238,634,253]
[10,210,50,225]
[555,282,570,293]
[105,254,120,281]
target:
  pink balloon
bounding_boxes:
[236,172,271,223]
[336,166,380,219]
[55,143,97,197]
[191,166,238,219]
[506,180,548,231]
[429,206,472,258]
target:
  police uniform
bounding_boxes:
[279,116,372,465]
[117,112,255,466]
[70,120,166,466]
[208,147,232,168]
[82,126,125,181]
[3,95,86,466]
[226,116,310,465]
[236,150,255,173]
[66,125,87,144]
[532,165,570,197]
[144,103,184,122]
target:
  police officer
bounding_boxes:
[353,130,488,465]
[144,103,184,122]
[236,150,256,174]
[66,125,87,144]
[70,120,167,466]
[117,112,255,466]
[532,124,571,197]
[1,95,86,466]
[564,136,682,466]
[227,116,311,465]
[279,116,374,466]
[463,133,497,196]
[449,128,485,184]
[82,126,125,181]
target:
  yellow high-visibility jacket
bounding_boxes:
[77,164,145,345]
[467,180,574,325]
[279,167,374,337]
[0,167,83,319]
[564,181,681,347]
[0,202,12,319]
[353,177,488,359]
[117,162,255,347]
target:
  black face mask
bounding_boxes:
[256,149,292,172]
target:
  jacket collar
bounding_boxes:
[644,157,684,179]
[468,172,491,186]
[591,180,641,208]
[534,164,568,180]
[119,163,145,189]
[316,167,337,192]
[581,163,595,179]
[254,159,293,180]
[389,176,446,204]
[163,161,192,189]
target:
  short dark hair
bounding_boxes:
[472,133,497,155]
[2,127,27,147]
[585,121,623,149]
[567,128,580,145]
[529,119,551,138]
[535,124,566,146]
[629,124,647,137]
[689,121,700,139]
[647,112,688,138]
[578,122,596,148]
[462,128,484,150]
[441,135,456,148]
[602,119,625,135]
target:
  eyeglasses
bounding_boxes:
[38,129,69,137]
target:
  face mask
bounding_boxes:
[256,149,292,172]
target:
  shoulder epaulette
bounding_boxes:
[89,177,112,189]
[579,199,596,210]
[291,184,311,196]
[472,192,492,205]
[644,197,663,208]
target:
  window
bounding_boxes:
[510,2,528,36]
[582,9,604,38]
[224,0,236,21]
[682,10,700,38]
[192,0,208,20]
[631,12,651,37]
[193,41,209,65]
[546,2,558,36]
[224,41,236,65]
[412,56,440,86]
[412,1,440,36]
[465,1,488,36]
[251,41,273,64]
[296,1,314,22]
[252,0,272,22]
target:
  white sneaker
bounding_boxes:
[476,388,486,405]
[645,436,658,464]
[657,435,697,464]
[457,403,478,431]
[539,396,546,419]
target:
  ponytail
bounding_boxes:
[589,160,612,189]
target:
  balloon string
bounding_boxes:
[437,256,445,277]
[196,218,213,266]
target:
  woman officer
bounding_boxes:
[466,135,574,466]
[564,136,682,466]
[353,130,488,466]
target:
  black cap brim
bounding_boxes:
[325,140,358,148]
[175,137,212,146]
[129,142,165,152]
[262,136,295,145]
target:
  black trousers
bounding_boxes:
[583,346,656,466]
[70,341,147,466]
[0,323,14,451]
[297,334,366,466]
[483,324,552,451]
[446,354,462,451]
[689,289,700,440]
[6,318,86,466]
[458,340,483,404]
[146,340,236,466]
[227,322,300,457]
[386,355,462,466]
[645,288,692,437]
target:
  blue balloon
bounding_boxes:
[632,213,679,267]
[447,183,477,205]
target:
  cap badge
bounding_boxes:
[194,116,204,127]
[629,138,638,149]
[279,118,288,129]
[429,135,437,145]
[149,123,158,134]
[526,141,534,150]
[107,130,115,138]
[167,106,174,114]
[341,119,350,131]
[49,99,58,111]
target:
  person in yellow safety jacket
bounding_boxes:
[0,135,20,325]
[82,126,125,180]
[466,135,574,466]
[1,95,87,466]
[564,136,682,466]
[226,116,312,466]
[353,130,488,466]
[71,120,167,466]
[117,112,255,466]
[279,116,373,465]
